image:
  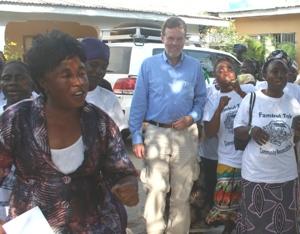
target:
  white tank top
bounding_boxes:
[51,136,84,175]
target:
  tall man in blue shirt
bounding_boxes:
[129,17,207,234]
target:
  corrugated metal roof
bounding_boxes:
[0,0,222,20]
[0,0,162,13]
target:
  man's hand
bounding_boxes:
[172,116,193,130]
[132,143,145,159]
[111,176,139,207]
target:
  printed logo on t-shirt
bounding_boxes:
[263,120,292,146]
[260,120,293,155]
[224,110,237,134]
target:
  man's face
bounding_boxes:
[85,59,108,91]
[161,26,185,61]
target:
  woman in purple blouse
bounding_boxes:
[0,30,138,233]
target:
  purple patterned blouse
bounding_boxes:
[0,96,137,233]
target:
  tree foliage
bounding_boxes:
[243,36,265,63]
[4,41,23,61]
[277,42,296,60]
[207,23,242,53]
[207,22,265,64]
[207,23,296,64]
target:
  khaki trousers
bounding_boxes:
[140,124,199,234]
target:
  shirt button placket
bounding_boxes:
[61,201,70,209]
[62,176,71,184]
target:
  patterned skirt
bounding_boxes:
[205,164,242,224]
[236,178,299,234]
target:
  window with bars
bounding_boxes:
[251,33,295,45]
[272,33,295,44]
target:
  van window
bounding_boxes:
[152,48,215,77]
[185,50,214,77]
[107,47,132,73]
[152,48,240,78]
[152,48,163,55]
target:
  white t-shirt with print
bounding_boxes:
[234,90,300,183]
[203,84,255,168]
[256,81,300,103]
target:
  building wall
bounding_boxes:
[5,20,98,59]
[233,14,300,65]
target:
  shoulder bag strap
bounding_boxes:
[248,92,256,126]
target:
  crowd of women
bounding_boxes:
[0,27,299,234]
[195,49,300,234]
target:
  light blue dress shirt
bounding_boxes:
[129,51,207,144]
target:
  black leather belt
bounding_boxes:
[147,120,173,128]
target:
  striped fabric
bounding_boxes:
[206,164,242,224]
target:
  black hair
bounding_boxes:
[161,17,187,36]
[242,59,255,69]
[25,30,86,94]
[213,57,237,74]
[2,60,30,74]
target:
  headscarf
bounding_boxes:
[80,38,110,62]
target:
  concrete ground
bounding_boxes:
[125,144,223,234]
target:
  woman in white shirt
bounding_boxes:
[234,58,300,233]
[203,58,254,233]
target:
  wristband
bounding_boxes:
[248,126,254,136]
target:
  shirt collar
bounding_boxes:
[162,51,184,65]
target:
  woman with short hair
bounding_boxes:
[0,30,139,233]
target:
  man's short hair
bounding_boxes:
[161,17,187,36]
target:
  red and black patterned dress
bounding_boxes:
[0,96,137,233]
